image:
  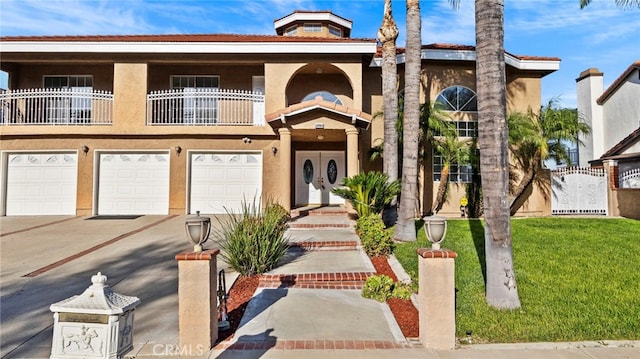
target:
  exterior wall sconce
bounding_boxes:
[271,146,278,155]
[81,145,89,155]
[175,146,182,155]
[423,215,447,249]
[242,137,252,144]
[184,211,211,252]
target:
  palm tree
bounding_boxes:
[378,0,400,184]
[393,0,421,242]
[475,0,521,309]
[508,99,590,215]
[432,136,471,214]
[580,0,640,8]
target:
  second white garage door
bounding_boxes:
[190,152,262,214]
[97,152,170,215]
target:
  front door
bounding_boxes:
[295,151,345,206]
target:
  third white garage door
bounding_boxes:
[190,152,262,214]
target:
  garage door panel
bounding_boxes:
[98,153,170,215]
[190,152,262,214]
[6,152,78,215]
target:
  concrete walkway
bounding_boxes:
[1,212,638,359]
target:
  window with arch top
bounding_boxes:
[302,91,343,105]
[434,86,477,112]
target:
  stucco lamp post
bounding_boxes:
[423,215,447,249]
[185,211,211,252]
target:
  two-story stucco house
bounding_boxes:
[0,10,559,217]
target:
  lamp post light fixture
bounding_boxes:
[423,215,447,250]
[184,210,211,252]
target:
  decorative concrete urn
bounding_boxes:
[423,215,448,249]
[49,272,140,359]
[184,210,211,252]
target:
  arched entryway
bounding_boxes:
[266,97,370,210]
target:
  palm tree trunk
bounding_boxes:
[394,0,421,242]
[509,149,541,216]
[475,0,521,309]
[379,0,399,183]
[379,0,400,227]
[433,165,450,214]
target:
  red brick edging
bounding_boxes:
[22,215,178,277]
[289,240,359,251]
[258,272,375,289]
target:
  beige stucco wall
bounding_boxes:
[264,60,363,114]
[0,137,281,215]
[613,189,640,220]
[113,63,148,133]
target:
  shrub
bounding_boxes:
[331,171,400,218]
[362,275,394,302]
[214,198,290,276]
[362,275,413,302]
[391,282,413,300]
[356,214,394,257]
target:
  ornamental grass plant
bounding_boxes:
[393,217,640,343]
[214,198,290,276]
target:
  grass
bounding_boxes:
[393,217,640,343]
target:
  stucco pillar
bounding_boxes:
[113,63,148,132]
[279,128,292,210]
[346,128,359,178]
[175,249,219,350]
[417,248,457,350]
[603,160,619,216]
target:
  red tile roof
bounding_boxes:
[0,33,374,43]
[597,61,640,105]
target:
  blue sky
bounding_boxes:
[1,0,638,108]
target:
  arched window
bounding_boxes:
[302,91,343,105]
[434,86,477,112]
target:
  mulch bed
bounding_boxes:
[216,256,419,343]
[370,256,419,338]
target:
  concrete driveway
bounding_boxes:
[0,215,234,359]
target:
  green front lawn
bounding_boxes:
[393,217,640,343]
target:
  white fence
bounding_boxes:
[147,88,265,126]
[620,168,640,188]
[551,167,608,215]
[0,88,113,125]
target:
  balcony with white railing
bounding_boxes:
[147,88,265,126]
[0,88,113,125]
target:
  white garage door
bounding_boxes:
[98,153,170,215]
[190,152,262,214]
[5,153,78,215]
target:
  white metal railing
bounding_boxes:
[620,168,640,188]
[147,88,265,126]
[0,88,113,125]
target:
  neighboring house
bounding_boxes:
[576,62,640,218]
[0,10,559,217]
[576,62,640,167]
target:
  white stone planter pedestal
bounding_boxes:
[49,272,140,359]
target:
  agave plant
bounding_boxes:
[331,171,400,218]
